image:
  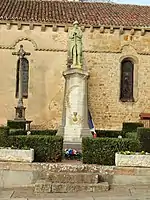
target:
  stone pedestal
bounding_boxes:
[57,68,91,143]
[15,106,26,120]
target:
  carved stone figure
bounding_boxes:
[68,21,83,68]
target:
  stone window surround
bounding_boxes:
[119,55,139,103]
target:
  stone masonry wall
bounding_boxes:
[1,162,150,188]
[0,24,150,130]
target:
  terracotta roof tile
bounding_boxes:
[0,0,150,27]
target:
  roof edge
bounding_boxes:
[0,20,150,34]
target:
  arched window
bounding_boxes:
[120,59,134,102]
[15,58,29,98]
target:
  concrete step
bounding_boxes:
[41,172,99,184]
[34,180,109,193]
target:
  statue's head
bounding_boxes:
[73,21,79,28]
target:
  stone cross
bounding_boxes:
[12,45,31,108]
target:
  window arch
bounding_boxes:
[120,59,134,102]
[15,58,29,99]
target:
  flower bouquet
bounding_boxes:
[64,148,82,160]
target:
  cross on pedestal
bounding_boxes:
[12,45,31,120]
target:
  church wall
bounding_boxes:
[0,24,150,130]
[0,24,67,128]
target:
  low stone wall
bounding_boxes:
[0,162,150,188]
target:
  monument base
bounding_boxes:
[57,125,91,144]
[15,106,26,121]
[7,120,32,131]
[63,142,82,151]
[57,68,91,145]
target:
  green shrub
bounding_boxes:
[7,120,26,130]
[31,130,57,136]
[0,126,9,147]
[9,129,57,136]
[82,137,141,165]
[96,130,125,138]
[7,135,63,162]
[125,132,138,139]
[122,122,144,133]
[137,128,150,153]
[9,129,26,136]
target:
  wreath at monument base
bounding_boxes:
[64,149,82,160]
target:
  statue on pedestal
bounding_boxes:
[68,21,83,69]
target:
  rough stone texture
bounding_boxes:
[35,181,109,193]
[92,182,110,192]
[34,180,52,193]
[112,175,150,186]
[0,149,34,163]
[0,24,150,129]
[1,162,150,189]
[114,167,135,175]
[0,162,115,174]
[115,153,150,167]
[42,172,99,184]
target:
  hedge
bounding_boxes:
[7,120,26,130]
[82,137,141,165]
[9,129,57,136]
[137,128,150,153]
[122,122,144,133]
[0,127,9,147]
[125,132,138,140]
[5,135,63,162]
[96,130,125,138]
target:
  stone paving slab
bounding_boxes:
[29,198,93,200]
[5,197,150,200]
[1,197,150,200]
[1,188,150,200]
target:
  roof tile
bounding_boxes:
[0,0,150,27]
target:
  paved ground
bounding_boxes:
[1,187,150,200]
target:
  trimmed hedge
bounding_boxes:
[6,135,63,162]
[125,132,138,140]
[0,126,63,162]
[82,137,141,165]
[96,130,125,138]
[137,128,150,153]
[7,120,26,130]
[0,127,9,147]
[122,122,144,133]
[9,129,57,136]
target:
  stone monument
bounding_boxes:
[57,21,91,146]
[7,45,32,130]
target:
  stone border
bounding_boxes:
[1,162,150,188]
[0,20,149,35]
[0,37,149,55]
[0,148,34,163]
[115,153,150,167]
[0,161,150,175]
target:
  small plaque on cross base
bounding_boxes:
[14,106,26,121]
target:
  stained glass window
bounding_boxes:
[120,59,134,102]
